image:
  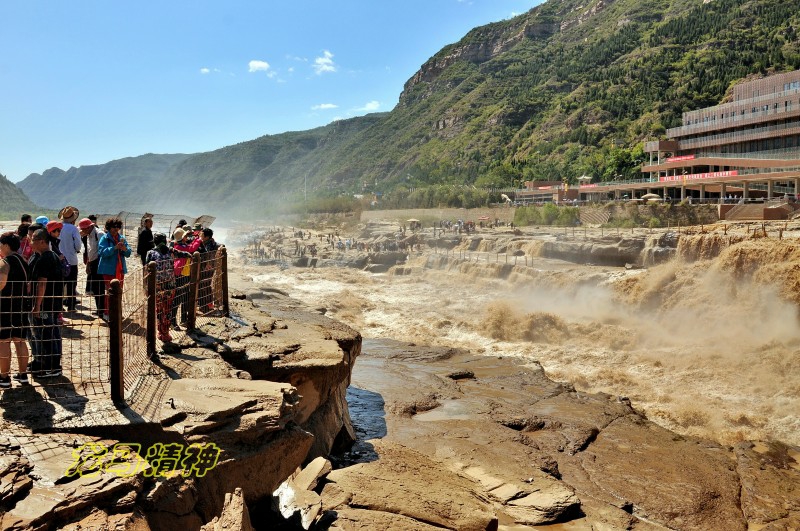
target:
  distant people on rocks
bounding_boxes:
[58,206,82,312]
[0,232,31,387]
[98,217,132,314]
[137,216,155,266]
[79,217,106,320]
[28,228,64,378]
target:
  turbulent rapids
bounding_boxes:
[240,223,800,447]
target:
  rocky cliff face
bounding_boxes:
[400,17,560,102]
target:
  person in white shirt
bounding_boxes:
[78,218,106,319]
[58,206,83,311]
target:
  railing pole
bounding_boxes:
[146,262,157,357]
[187,251,201,330]
[109,279,124,403]
[220,246,230,318]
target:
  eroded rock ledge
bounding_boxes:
[0,291,360,530]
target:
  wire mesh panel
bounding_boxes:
[0,281,110,402]
[120,267,160,391]
[145,253,187,345]
[195,247,226,330]
[0,218,229,421]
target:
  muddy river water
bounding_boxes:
[248,244,800,447]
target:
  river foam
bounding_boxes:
[251,243,800,446]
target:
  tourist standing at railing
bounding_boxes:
[58,206,82,312]
[28,229,64,378]
[198,228,220,313]
[0,232,31,387]
[137,217,154,266]
[147,233,191,342]
[16,223,32,262]
[46,221,69,326]
[170,228,201,330]
[23,224,42,264]
[98,217,131,314]
[79,218,106,320]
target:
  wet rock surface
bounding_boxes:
[336,337,800,531]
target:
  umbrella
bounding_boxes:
[406,218,420,222]
[640,193,661,200]
[478,216,490,221]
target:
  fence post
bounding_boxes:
[220,246,230,318]
[187,252,201,330]
[109,279,124,403]
[146,262,157,357]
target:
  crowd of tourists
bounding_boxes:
[0,208,222,388]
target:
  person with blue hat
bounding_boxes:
[35,216,49,225]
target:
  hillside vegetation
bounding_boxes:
[0,173,46,221]
[18,0,800,217]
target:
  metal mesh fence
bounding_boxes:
[0,286,111,401]
[0,240,228,419]
[195,247,226,330]
[120,266,167,407]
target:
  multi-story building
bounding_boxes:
[642,69,800,202]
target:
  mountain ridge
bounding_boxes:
[17,0,800,217]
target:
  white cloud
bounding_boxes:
[200,67,210,74]
[312,103,338,110]
[248,60,271,73]
[288,66,295,73]
[313,50,336,75]
[355,100,380,112]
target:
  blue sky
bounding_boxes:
[0,0,542,182]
